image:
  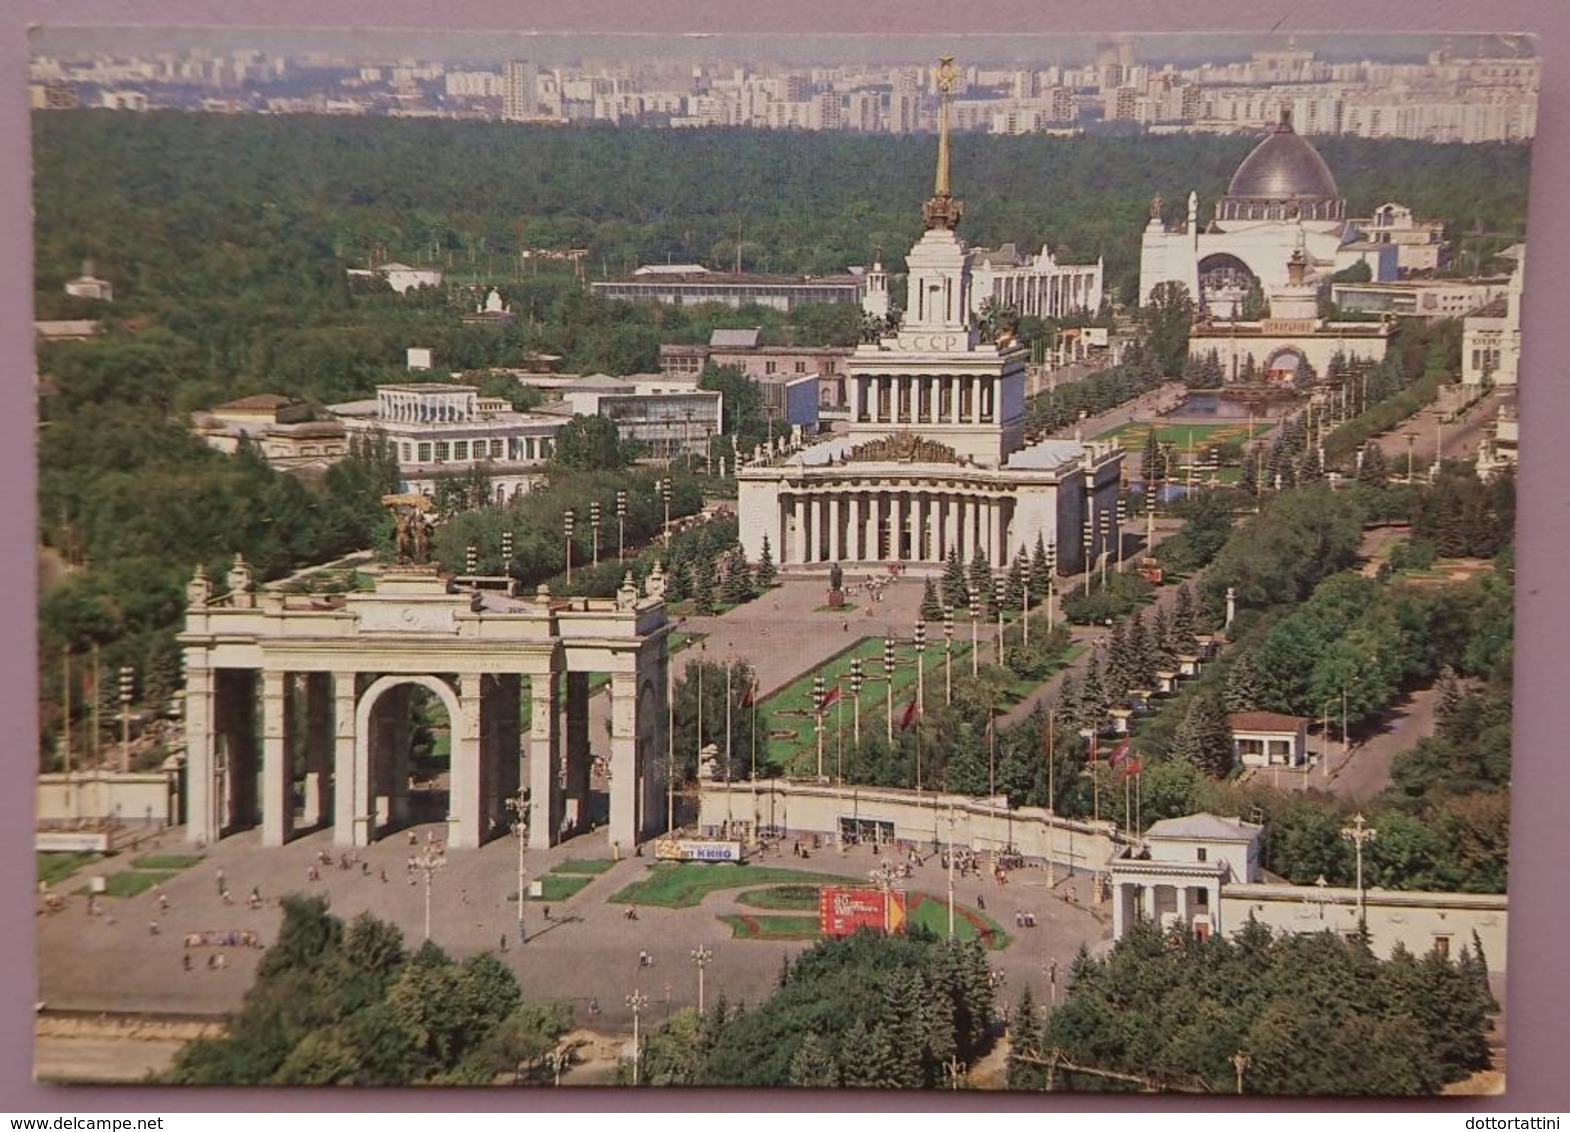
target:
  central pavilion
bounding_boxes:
[738,60,1123,577]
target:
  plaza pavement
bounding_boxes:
[37,819,1109,1041]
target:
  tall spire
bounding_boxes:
[922,56,965,231]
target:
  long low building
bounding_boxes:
[592,264,867,311]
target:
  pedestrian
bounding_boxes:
[182,954,192,972]
[158,892,170,913]
[207,954,217,970]
[639,950,650,968]
[500,934,508,952]
[148,920,160,936]
[251,885,260,903]
[1015,911,1024,928]
[977,893,986,910]
[215,867,225,896]
[543,906,552,921]
[408,830,418,846]
[362,862,370,876]
[380,868,388,883]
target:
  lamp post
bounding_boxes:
[563,509,575,584]
[1045,541,1057,633]
[968,590,980,677]
[501,529,514,577]
[659,477,672,545]
[690,945,712,1015]
[849,658,864,753]
[1340,812,1378,925]
[626,989,648,1086]
[883,638,896,744]
[1116,496,1129,571]
[506,789,528,944]
[943,613,954,704]
[591,501,602,567]
[993,575,1006,664]
[1405,431,1417,483]
[914,622,927,721]
[946,802,957,939]
[813,674,826,780]
[1082,508,1094,590]
[616,490,627,561]
[869,860,901,935]
[465,543,478,579]
[408,842,446,944]
[118,665,134,773]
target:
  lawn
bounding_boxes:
[551,858,616,875]
[1094,420,1273,450]
[608,863,857,908]
[721,914,822,941]
[79,870,176,898]
[905,893,1011,951]
[38,853,99,887]
[759,635,983,771]
[130,854,204,871]
[508,874,596,902]
[761,627,1076,775]
[735,884,822,911]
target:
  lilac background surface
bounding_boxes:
[1,0,1566,1112]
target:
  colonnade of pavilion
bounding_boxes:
[987,266,1097,320]
[853,373,999,427]
[781,487,1017,566]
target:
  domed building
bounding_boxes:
[1139,111,1395,318]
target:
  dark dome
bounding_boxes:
[1225,121,1339,201]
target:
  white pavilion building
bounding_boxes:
[738,61,1123,576]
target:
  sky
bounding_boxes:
[27,28,1538,69]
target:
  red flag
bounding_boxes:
[1120,757,1142,780]
[741,682,756,707]
[1108,741,1130,766]
[899,699,920,730]
[820,687,841,712]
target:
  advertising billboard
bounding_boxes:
[818,885,906,936]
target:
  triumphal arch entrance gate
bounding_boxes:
[179,555,670,852]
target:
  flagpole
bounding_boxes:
[725,664,734,834]
[1045,712,1056,887]
[749,680,759,847]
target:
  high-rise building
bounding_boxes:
[502,59,538,121]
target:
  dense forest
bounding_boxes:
[35,112,1531,318]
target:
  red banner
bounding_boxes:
[818,886,906,936]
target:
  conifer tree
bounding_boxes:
[1170,692,1234,777]
[1358,441,1390,486]
[1004,551,1028,612]
[693,553,717,615]
[720,548,753,605]
[941,547,969,611]
[1029,533,1052,599]
[967,547,994,615]
[920,577,945,622]
[1223,651,1266,711]
[1104,616,1133,698]
[754,535,778,590]
[1128,608,1157,690]
[787,1032,840,1088]
[1172,584,1198,652]
[1079,655,1110,734]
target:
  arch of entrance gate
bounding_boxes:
[178,558,669,852]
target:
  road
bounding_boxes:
[1371,389,1501,473]
[1325,684,1440,800]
